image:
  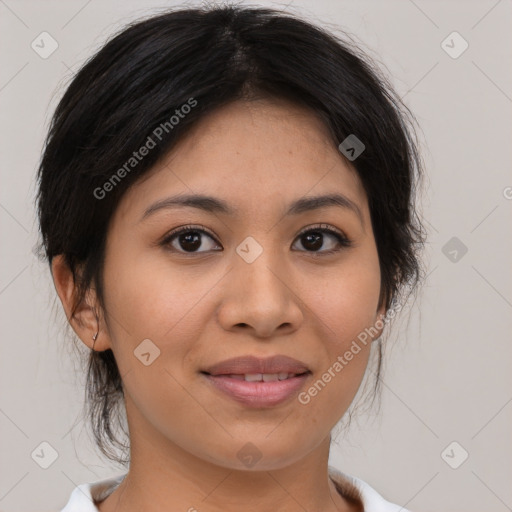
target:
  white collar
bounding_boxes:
[60,468,410,511]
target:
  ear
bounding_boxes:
[51,254,111,351]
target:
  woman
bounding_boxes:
[36,5,426,511]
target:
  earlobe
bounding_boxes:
[50,254,106,350]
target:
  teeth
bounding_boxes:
[244,373,263,382]
[235,373,296,381]
[223,373,300,381]
[228,374,245,380]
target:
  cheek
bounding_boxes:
[103,248,219,341]
[305,248,381,344]
[101,248,231,404]
[101,253,224,444]
[294,253,380,416]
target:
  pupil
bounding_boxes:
[304,232,322,251]
[180,232,201,251]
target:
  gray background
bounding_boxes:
[1,0,511,511]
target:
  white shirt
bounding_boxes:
[59,468,411,511]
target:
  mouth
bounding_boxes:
[200,355,312,408]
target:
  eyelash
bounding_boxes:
[160,223,353,256]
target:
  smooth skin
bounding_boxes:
[52,98,386,512]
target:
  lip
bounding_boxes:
[201,355,311,408]
[203,355,310,376]
[203,373,310,408]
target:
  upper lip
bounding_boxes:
[203,355,310,376]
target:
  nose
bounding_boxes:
[216,246,304,339]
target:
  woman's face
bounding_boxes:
[92,98,385,470]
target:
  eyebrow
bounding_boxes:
[140,193,364,226]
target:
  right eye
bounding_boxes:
[161,225,222,254]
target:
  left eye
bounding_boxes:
[292,226,352,254]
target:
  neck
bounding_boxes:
[98,397,356,512]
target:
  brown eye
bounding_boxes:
[160,224,352,256]
[161,226,221,253]
[292,225,352,254]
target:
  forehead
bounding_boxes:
[115,98,369,223]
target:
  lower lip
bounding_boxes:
[203,373,310,408]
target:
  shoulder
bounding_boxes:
[59,474,126,511]
[329,466,412,512]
